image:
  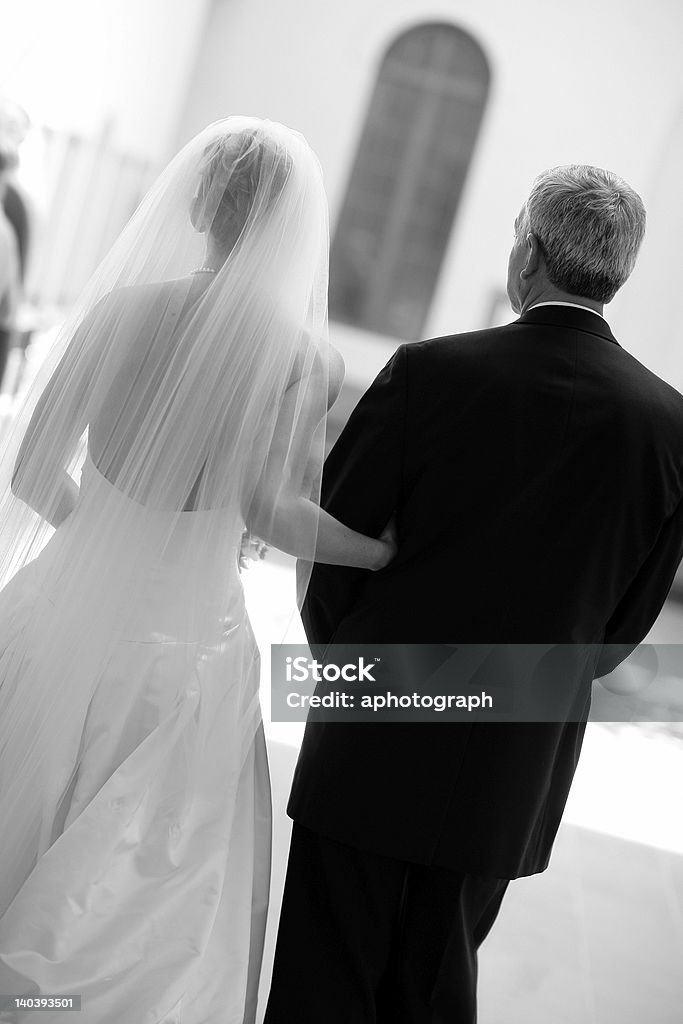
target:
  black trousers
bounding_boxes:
[264,823,510,1024]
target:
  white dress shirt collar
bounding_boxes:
[526,300,608,323]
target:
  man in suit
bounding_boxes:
[264,166,683,1023]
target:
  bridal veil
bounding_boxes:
[0,117,330,930]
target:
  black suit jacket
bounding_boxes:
[289,305,683,878]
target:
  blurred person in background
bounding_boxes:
[266,166,683,1024]
[0,99,33,398]
[0,117,394,1023]
[0,139,20,391]
[0,99,32,285]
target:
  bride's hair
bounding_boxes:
[194,128,294,247]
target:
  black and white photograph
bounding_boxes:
[0,1,682,1022]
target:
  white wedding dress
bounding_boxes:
[0,115,330,1024]
[0,450,272,1023]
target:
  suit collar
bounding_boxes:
[516,303,620,347]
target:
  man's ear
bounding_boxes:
[520,233,542,279]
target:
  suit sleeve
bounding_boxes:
[298,343,408,652]
[596,491,683,678]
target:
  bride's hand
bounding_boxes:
[238,530,269,572]
[374,513,398,570]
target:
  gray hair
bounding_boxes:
[517,165,646,302]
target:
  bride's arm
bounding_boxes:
[11,377,84,527]
[253,493,395,570]
[246,345,395,570]
[11,467,79,530]
[10,309,101,527]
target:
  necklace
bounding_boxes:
[190,267,218,275]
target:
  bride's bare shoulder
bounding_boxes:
[100,279,179,312]
[78,282,174,331]
[326,342,345,382]
[326,343,345,403]
[289,340,345,408]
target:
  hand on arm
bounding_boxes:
[245,344,397,570]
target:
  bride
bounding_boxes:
[0,117,395,1023]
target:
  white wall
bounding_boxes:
[178,0,683,387]
[4,0,679,383]
[0,0,212,161]
[606,105,683,393]
[0,0,216,305]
